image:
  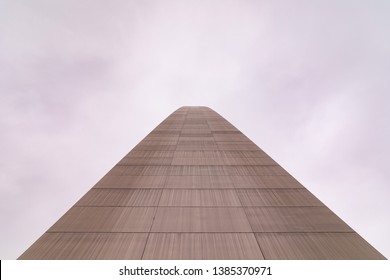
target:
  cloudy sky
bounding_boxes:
[1,0,389,259]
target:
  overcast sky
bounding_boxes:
[1,0,389,259]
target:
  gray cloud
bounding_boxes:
[1,0,389,259]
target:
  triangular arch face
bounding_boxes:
[19,106,385,260]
